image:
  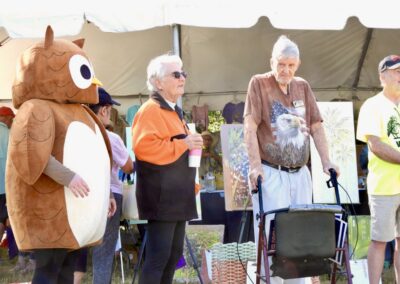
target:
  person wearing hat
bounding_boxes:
[85,87,134,284]
[357,55,400,284]
[0,106,15,252]
[200,130,222,186]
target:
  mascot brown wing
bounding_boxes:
[9,100,55,185]
[6,99,81,249]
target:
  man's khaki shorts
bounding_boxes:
[369,194,400,242]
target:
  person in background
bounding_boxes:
[1,107,36,275]
[88,87,134,284]
[357,55,400,284]
[243,35,339,284]
[131,54,203,284]
[199,130,222,184]
[0,106,14,261]
[359,143,395,270]
[359,144,369,175]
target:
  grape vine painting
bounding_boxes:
[220,124,252,211]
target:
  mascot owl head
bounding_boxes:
[12,26,101,108]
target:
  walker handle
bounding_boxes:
[251,175,262,194]
[328,168,338,188]
[328,168,340,205]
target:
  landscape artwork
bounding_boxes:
[311,102,359,204]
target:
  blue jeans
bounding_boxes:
[92,193,123,284]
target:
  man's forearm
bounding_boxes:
[368,135,400,164]
[244,116,262,176]
[311,122,330,166]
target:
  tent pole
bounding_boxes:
[172,24,181,57]
[172,24,183,108]
[352,28,373,90]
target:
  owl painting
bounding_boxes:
[6,26,112,250]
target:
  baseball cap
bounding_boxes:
[378,55,400,73]
[0,106,15,117]
[96,87,121,106]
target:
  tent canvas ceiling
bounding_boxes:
[1,1,400,114]
[0,24,173,102]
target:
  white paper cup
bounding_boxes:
[189,148,202,167]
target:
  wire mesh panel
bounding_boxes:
[211,242,256,283]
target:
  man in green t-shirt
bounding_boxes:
[357,55,400,284]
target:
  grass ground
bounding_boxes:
[0,224,396,284]
[0,224,222,284]
[0,249,395,283]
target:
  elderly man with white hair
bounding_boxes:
[131,54,203,284]
[244,35,339,284]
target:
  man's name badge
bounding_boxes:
[293,100,304,108]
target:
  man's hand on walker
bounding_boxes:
[249,168,264,192]
[322,161,340,177]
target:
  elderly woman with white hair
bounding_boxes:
[131,54,203,284]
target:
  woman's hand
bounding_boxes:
[184,133,203,150]
[108,194,117,217]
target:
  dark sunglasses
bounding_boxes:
[171,71,187,79]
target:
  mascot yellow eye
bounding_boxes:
[69,54,94,89]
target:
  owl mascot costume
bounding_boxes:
[6,26,111,281]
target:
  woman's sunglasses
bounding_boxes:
[171,71,187,79]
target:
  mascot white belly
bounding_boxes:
[63,121,110,247]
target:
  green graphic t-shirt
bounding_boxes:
[357,92,400,195]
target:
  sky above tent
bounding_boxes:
[1,0,400,38]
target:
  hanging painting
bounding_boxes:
[311,102,359,204]
[220,124,252,211]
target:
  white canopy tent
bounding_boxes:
[1,0,400,115]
